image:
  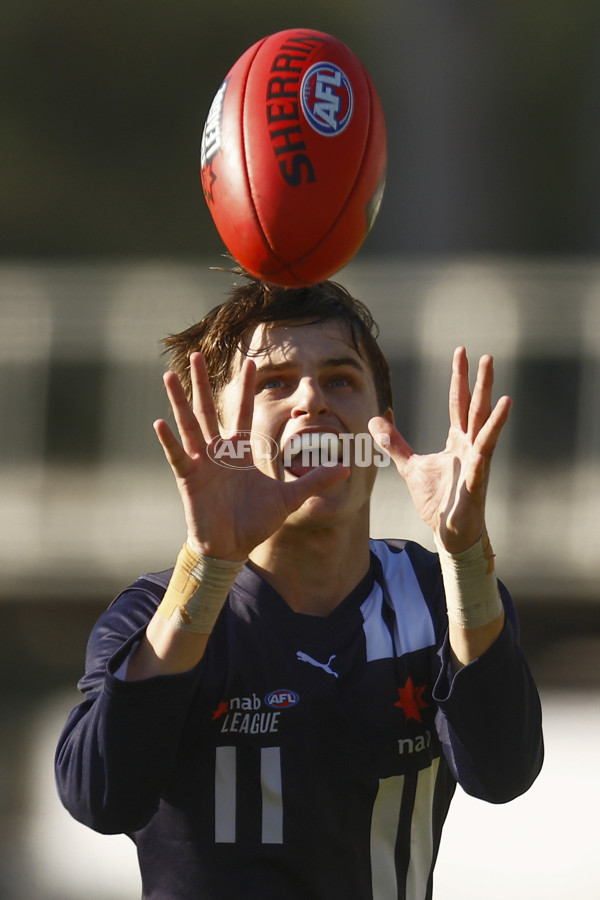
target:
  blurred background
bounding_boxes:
[1,1,599,897]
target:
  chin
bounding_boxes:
[288,487,370,532]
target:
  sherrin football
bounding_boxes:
[200,28,387,287]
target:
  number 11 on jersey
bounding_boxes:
[215,745,283,844]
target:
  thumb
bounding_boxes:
[282,462,350,513]
[368,417,414,477]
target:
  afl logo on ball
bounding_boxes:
[300,62,353,136]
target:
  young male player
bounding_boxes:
[55,279,543,900]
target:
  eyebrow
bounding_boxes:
[254,356,365,375]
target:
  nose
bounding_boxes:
[290,377,329,418]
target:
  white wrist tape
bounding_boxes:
[435,531,503,630]
[157,543,245,634]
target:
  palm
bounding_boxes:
[167,445,307,560]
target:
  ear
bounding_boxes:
[382,407,395,426]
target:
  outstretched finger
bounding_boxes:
[368,416,414,478]
[448,347,471,433]
[467,354,494,441]
[164,369,206,458]
[153,418,193,477]
[473,394,512,458]
[190,352,221,444]
[228,358,257,435]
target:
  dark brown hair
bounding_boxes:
[162,278,393,413]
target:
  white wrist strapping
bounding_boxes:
[435,531,503,630]
[157,542,245,634]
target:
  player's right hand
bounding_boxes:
[153,352,348,561]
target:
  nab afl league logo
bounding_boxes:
[300,62,353,136]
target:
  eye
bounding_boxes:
[257,375,287,391]
[326,372,355,388]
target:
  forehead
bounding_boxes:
[235,319,363,370]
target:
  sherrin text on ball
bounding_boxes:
[200,28,387,286]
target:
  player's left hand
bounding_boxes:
[368,347,511,554]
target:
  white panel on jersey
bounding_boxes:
[370,761,441,900]
[261,746,283,844]
[361,541,436,662]
[215,746,236,843]
[370,774,405,900]
[405,758,440,900]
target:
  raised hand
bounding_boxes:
[154,352,349,561]
[368,347,511,554]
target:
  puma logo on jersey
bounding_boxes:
[296,651,339,678]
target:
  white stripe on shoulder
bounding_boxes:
[360,540,436,662]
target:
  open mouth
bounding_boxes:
[282,432,342,478]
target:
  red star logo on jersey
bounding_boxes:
[394,677,428,723]
[212,701,229,720]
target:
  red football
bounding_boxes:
[200,28,387,286]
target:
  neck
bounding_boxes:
[249,513,372,616]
